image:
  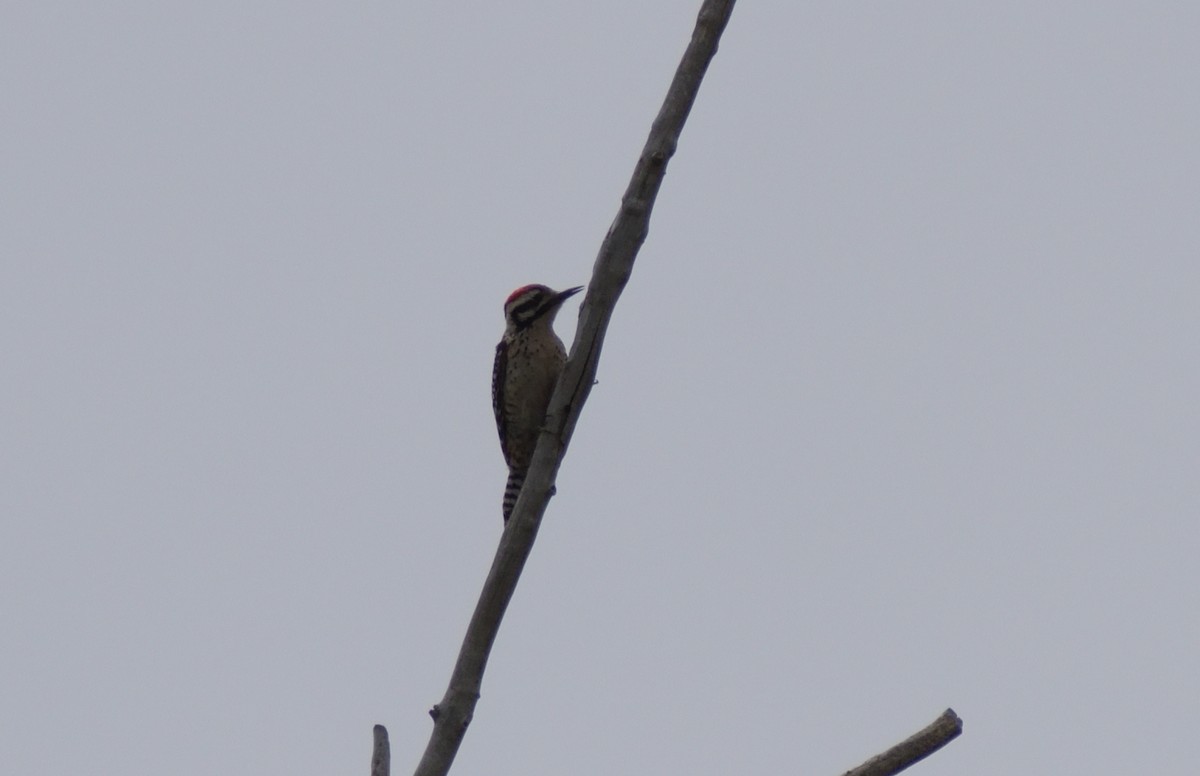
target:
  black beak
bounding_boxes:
[554,286,584,306]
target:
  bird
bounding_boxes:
[492,284,583,522]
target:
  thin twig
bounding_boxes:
[841,709,963,776]
[410,3,737,775]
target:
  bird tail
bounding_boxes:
[502,469,525,523]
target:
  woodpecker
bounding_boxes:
[492,284,583,522]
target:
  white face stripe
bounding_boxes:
[504,286,553,322]
[505,290,542,312]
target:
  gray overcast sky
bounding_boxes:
[3,2,1197,774]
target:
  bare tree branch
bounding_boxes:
[841,709,963,776]
[371,725,390,776]
[409,3,738,776]
[380,7,965,776]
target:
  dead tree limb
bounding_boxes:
[841,709,963,776]
[371,725,390,776]
[377,5,966,776]
[406,2,738,776]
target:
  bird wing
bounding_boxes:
[492,340,511,466]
